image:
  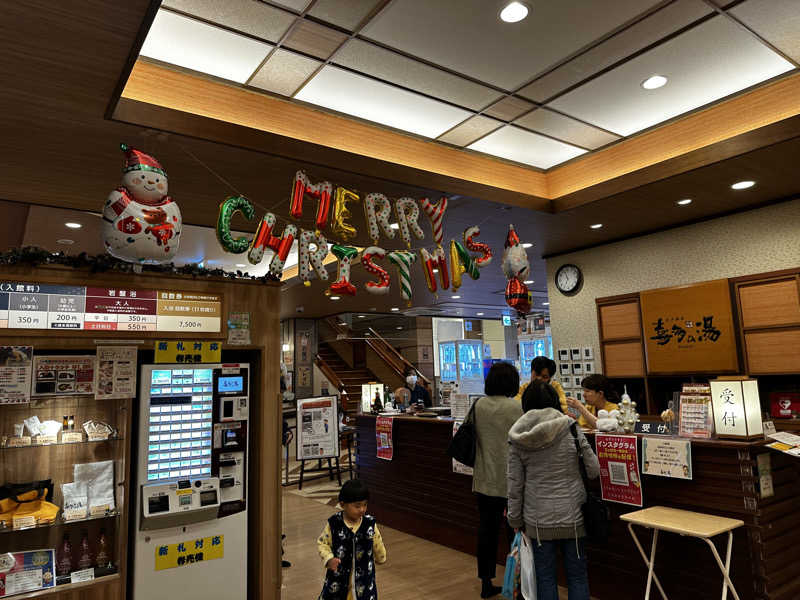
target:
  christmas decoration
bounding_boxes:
[328,245,358,297]
[420,197,448,246]
[394,198,425,248]
[464,226,492,267]
[364,193,396,244]
[102,143,182,264]
[216,196,256,254]
[298,229,329,286]
[388,250,416,304]
[362,246,390,295]
[502,225,531,315]
[330,187,360,242]
[290,171,333,231]
[248,213,297,279]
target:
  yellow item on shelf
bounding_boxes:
[0,488,60,529]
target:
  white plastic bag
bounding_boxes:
[519,533,537,600]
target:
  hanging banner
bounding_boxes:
[596,433,642,507]
[95,346,137,399]
[642,437,692,479]
[296,396,339,460]
[0,346,33,404]
[376,416,394,461]
[155,341,221,364]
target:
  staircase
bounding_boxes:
[317,341,377,415]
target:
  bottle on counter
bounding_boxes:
[95,528,111,569]
[68,415,75,431]
[77,529,93,569]
[56,533,73,577]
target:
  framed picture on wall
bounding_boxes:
[570,348,582,361]
[560,363,571,377]
[583,347,594,360]
[572,363,583,375]
[558,348,569,362]
[584,362,595,375]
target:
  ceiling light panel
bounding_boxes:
[360,0,665,90]
[437,115,503,146]
[467,125,586,168]
[283,19,349,60]
[161,0,296,42]
[514,108,620,149]
[295,66,472,138]
[140,10,272,83]
[332,39,503,110]
[548,16,794,136]
[250,49,322,96]
[308,0,383,31]
[518,0,712,102]
[729,0,800,63]
[484,96,536,121]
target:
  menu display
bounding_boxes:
[32,356,96,396]
[0,283,221,333]
[95,346,138,399]
[0,346,33,404]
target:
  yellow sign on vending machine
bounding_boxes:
[154,535,224,571]
[154,340,221,364]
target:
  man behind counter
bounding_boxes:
[404,367,431,408]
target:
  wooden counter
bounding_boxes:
[355,415,800,600]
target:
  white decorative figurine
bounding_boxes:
[616,386,639,433]
[596,409,623,432]
[102,143,182,264]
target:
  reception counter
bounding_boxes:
[355,414,800,600]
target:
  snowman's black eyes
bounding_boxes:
[141,175,145,179]
[156,178,160,182]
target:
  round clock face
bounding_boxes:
[555,264,582,295]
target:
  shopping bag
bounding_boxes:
[502,532,522,599]
[518,533,537,600]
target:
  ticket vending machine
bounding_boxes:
[131,363,249,600]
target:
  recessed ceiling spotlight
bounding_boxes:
[390,222,400,230]
[676,199,692,206]
[499,1,529,23]
[358,315,366,318]
[65,222,82,229]
[396,326,403,330]
[521,243,533,249]
[523,280,534,284]
[731,180,755,190]
[57,239,75,245]
[542,302,550,306]
[370,307,377,311]
[391,307,400,312]
[477,312,484,316]
[590,223,603,229]
[235,263,246,267]
[452,295,461,299]
[329,295,341,300]
[641,74,668,90]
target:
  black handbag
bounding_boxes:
[446,399,479,467]
[569,424,610,545]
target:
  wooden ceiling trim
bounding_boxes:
[121,61,550,202]
[548,71,800,203]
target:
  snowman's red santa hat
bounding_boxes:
[120,143,167,178]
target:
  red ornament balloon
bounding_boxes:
[505,278,531,315]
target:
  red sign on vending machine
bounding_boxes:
[595,434,643,507]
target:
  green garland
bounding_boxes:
[0,246,280,282]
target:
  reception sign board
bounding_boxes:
[640,279,738,374]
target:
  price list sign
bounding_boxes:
[0,282,221,333]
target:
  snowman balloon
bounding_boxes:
[102,143,182,264]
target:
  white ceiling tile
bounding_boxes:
[514,109,619,149]
[308,0,381,30]
[270,0,312,12]
[295,66,472,138]
[161,0,296,42]
[438,115,503,146]
[547,16,795,136]
[730,0,800,63]
[332,39,503,110]
[467,126,586,169]
[360,0,665,90]
[249,49,321,96]
[519,0,713,102]
[140,10,272,83]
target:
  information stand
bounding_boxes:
[295,396,341,490]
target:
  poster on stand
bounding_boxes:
[642,437,693,479]
[0,549,56,596]
[596,434,642,507]
[0,346,33,404]
[376,416,394,461]
[452,421,473,475]
[296,396,339,460]
[32,355,96,396]
[226,312,251,345]
[95,346,137,399]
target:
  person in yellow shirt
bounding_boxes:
[317,479,386,600]
[518,356,568,414]
[566,374,620,429]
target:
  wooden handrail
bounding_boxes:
[314,354,348,398]
[366,327,431,386]
[324,316,349,337]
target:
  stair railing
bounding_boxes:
[314,353,348,400]
[365,327,431,386]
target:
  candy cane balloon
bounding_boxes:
[298,229,329,286]
[394,198,425,248]
[362,246,390,295]
[328,245,358,297]
[463,226,492,267]
[420,196,448,246]
[388,250,416,304]
[290,171,333,232]
[364,193,396,244]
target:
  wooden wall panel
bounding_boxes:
[599,302,641,340]
[739,279,800,329]
[745,330,800,374]
[603,341,645,377]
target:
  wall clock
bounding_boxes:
[555,264,583,295]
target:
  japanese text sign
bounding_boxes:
[154,535,224,571]
[155,340,221,364]
[640,279,738,374]
[710,379,763,438]
[642,437,692,479]
[596,434,642,507]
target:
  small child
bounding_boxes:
[317,480,386,600]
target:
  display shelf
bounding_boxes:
[12,573,120,599]
[0,509,119,534]
[0,436,122,450]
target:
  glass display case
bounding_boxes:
[439,340,484,394]
[519,337,553,379]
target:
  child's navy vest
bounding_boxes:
[318,512,378,600]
